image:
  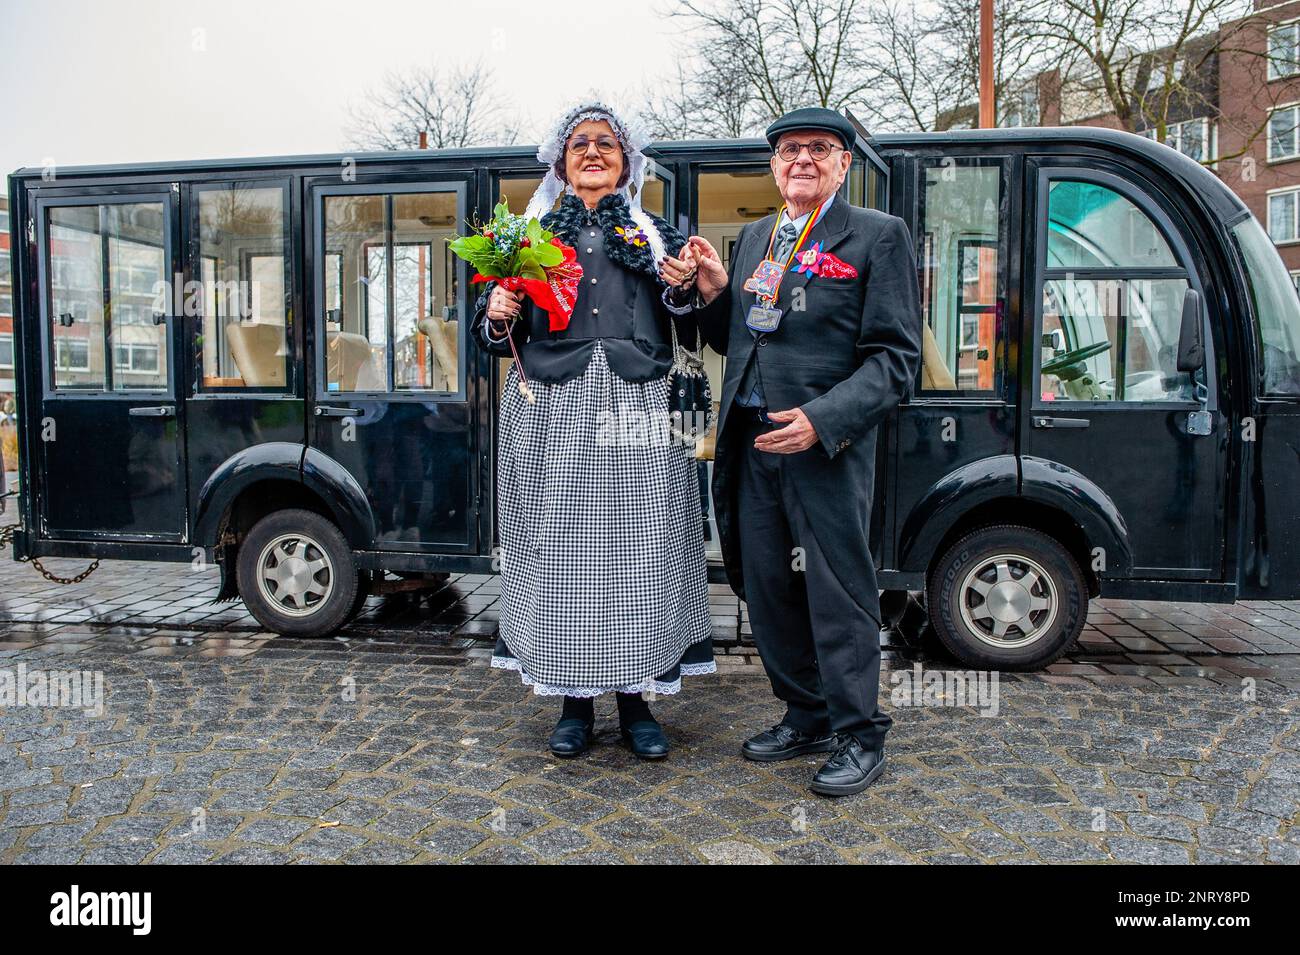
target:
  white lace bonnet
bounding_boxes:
[524,101,668,267]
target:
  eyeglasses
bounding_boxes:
[567,135,621,155]
[775,139,844,162]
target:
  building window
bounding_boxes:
[1291,270,1300,297]
[1145,56,1184,91]
[1141,118,1213,162]
[1269,188,1300,242]
[1268,105,1300,161]
[0,333,12,369]
[1269,21,1300,80]
[999,86,1039,128]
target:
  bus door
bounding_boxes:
[891,152,1015,577]
[1022,159,1226,579]
[32,188,188,541]
[307,174,478,554]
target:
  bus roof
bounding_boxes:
[9,125,1248,224]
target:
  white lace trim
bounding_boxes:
[490,655,716,698]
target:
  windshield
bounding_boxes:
[1232,215,1300,397]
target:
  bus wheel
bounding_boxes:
[347,570,374,622]
[237,509,358,638]
[927,525,1086,671]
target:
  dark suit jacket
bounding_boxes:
[695,197,922,615]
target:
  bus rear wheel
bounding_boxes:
[927,524,1086,671]
[237,509,358,638]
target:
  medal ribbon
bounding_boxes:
[756,201,823,305]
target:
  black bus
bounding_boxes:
[7,123,1300,669]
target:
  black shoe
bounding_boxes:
[620,719,670,760]
[548,717,594,758]
[741,722,838,762]
[809,737,886,796]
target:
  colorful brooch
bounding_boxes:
[790,242,858,279]
[616,225,649,247]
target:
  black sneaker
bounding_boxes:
[809,736,886,796]
[741,722,837,762]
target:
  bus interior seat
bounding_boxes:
[327,330,385,391]
[417,317,459,392]
[921,320,957,390]
[225,321,287,388]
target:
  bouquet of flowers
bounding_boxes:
[448,201,583,403]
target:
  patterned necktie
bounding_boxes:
[773,220,799,262]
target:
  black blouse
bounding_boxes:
[470,193,698,384]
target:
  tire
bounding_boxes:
[236,509,358,638]
[927,524,1086,670]
[347,569,375,622]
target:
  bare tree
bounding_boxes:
[641,0,873,138]
[640,40,769,139]
[344,61,519,151]
[647,0,1050,136]
[1023,0,1283,163]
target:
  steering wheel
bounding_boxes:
[1042,340,1112,378]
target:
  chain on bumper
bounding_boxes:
[0,522,100,584]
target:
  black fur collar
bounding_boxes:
[542,191,685,284]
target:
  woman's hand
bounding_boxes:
[487,286,525,336]
[687,236,728,304]
[659,244,698,288]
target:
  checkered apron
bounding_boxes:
[491,340,714,696]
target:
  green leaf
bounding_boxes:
[533,243,562,267]
[448,235,489,259]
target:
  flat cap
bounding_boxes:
[765,108,856,151]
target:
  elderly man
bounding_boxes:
[688,107,921,796]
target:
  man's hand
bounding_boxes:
[753,408,819,453]
[659,243,697,288]
[687,236,728,304]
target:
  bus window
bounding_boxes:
[917,158,1004,393]
[322,189,460,394]
[1232,214,1300,396]
[48,202,168,391]
[1039,179,1195,403]
[196,183,289,390]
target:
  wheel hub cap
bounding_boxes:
[257,535,333,617]
[958,554,1058,650]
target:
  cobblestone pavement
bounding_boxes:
[1,552,1298,863]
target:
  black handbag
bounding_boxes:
[667,317,715,448]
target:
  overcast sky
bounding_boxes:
[0,0,684,174]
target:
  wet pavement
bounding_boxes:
[1,550,1298,864]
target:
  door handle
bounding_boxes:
[128,405,175,417]
[314,406,363,417]
[1032,415,1090,429]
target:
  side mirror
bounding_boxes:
[1177,288,1205,372]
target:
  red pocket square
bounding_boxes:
[791,242,859,279]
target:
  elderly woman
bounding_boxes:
[471,102,713,759]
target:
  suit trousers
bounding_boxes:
[734,412,892,747]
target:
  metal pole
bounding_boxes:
[979,0,995,128]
